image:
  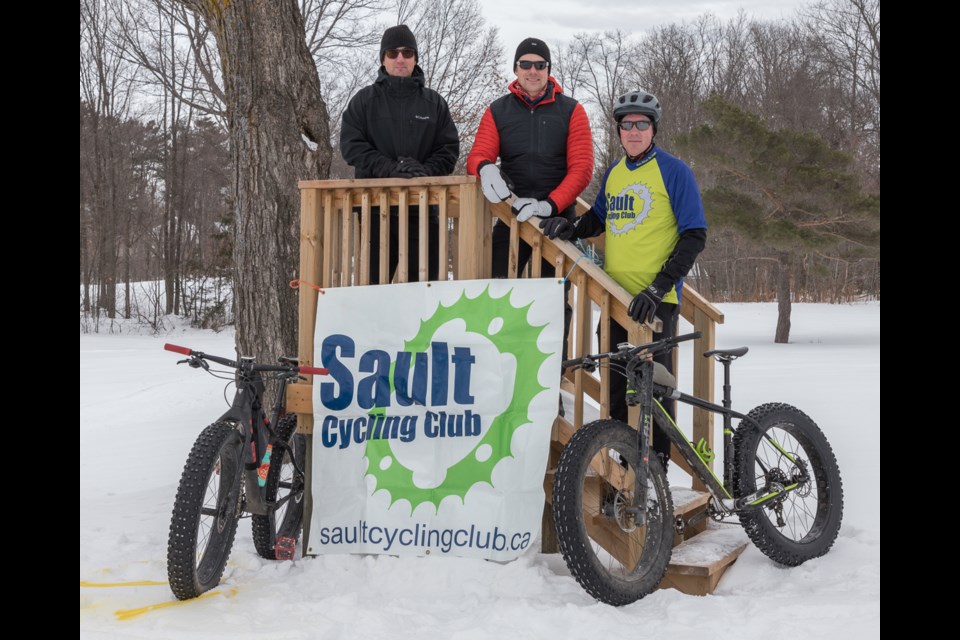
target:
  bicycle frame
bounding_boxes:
[629,355,809,516]
[164,345,323,518]
[217,361,284,517]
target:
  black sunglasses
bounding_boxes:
[385,48,416,59]
[516,60,549,71]
[618,120,653,131]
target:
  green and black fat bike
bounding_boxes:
[553,332,843,606]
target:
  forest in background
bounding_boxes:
[80,0,879,337]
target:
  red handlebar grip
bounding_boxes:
[165,343,193,356]
[299,366,329,376]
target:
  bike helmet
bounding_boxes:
[613,89,661,127]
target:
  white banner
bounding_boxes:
[307,279,564,561]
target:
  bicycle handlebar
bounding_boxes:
[164,343,327,376]
[561,331,702,370]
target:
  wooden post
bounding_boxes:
[297,187,323,549]
[359,191,371,286]
[297,186,322,431]
[418,188,429,282]
[398,188,409,283]
[599,291,611,419]
[573,269,589,429]
[438,187,449,281]
[531,233,543,278]
[322,191,334,288]
[341,192,353,287]
[540,441,560,553]
[457,182,485,279]
[379,192,389,285]
[481,197,492,278]
[691,306,716,492]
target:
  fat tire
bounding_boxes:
[734,403,843,566]
[167,422,242,600]
[552,419,673,606]
[252,415,306,559]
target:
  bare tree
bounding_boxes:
[81,0,139,320]
[803,0,880,186]
[119,0,226,122]
[408,0,506,165]
[551,38,590,101]
[301,0,386,64]
[563,31,636,171]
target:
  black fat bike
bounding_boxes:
[163,343,327,600]
[553,332,843,606]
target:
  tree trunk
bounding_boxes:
[183,0,332,363]
[124,207,131,319]
[81,206,91,314]
[775,252,792,343]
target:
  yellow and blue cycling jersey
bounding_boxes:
[590,146,707,302]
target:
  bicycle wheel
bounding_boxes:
[167,422,243,600]
[734,403,843,566]
[553,419,674,606]
[252,415,306,560]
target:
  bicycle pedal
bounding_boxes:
[275,537,297,561]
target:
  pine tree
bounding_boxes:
[674,95,879,342]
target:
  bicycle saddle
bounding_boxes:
[703,346,749,361]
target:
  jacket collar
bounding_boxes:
[376,65,426,95]
[508,77,563,108]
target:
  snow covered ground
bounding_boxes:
[80,302,879,639]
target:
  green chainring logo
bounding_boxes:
[364,286,550,510]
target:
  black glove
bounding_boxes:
[628,285,664,324]
[389,163,410,178]
[390,157,428,178]
[399,157,428,177]
[540,216,575,240]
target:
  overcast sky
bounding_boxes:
[480,0,811,77]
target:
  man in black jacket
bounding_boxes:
[340,25,459,283]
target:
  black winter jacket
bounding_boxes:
[339,67,459,178]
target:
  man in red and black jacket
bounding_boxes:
[466,37,594,279]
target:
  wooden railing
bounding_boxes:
[290,176,723,496]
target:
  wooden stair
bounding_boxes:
[661,522,749,596]
[663,488,749,595]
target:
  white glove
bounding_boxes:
[511,198,553,223]
[478,163,512,203]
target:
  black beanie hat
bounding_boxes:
[514,38,551,66]
[380,25,418,62]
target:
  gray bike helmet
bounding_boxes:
[613,89,661,128]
